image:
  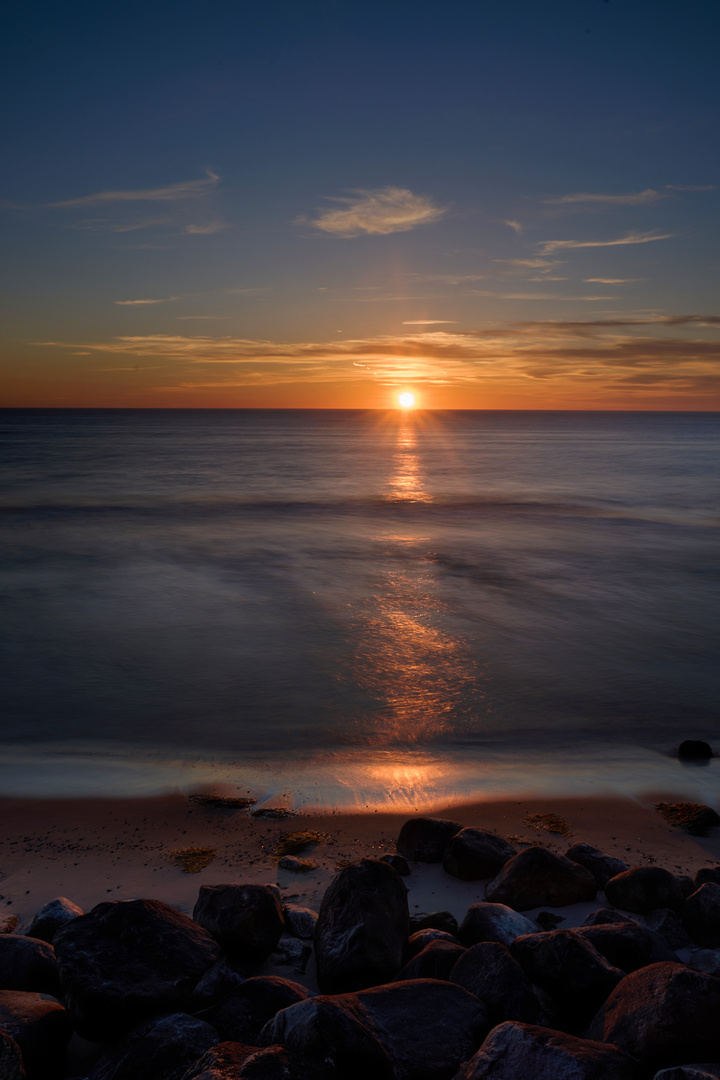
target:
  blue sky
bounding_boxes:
[2,0,719,407]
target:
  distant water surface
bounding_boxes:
[1,409,718,807]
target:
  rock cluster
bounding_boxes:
[3,816,720,1079]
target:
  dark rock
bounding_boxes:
[442,829,516,881]
[0,1031,23,1080]
[454,1020,638,1080]
[229,1044,334,1079]
[191,958,247,1007]
[683,883,720,947]
[450,941,542,1025]
[565,843,628,889]
[407,929,459,959]
[0,989,73,1080]
[678,740,713,759]
[178,1042,262,1079]
[408,911,459,936]
[86,1012,218,1080]
[654,1067,720,1080]
[646,908,694,950]
[485,847,597,911]
[205,976,312,1044]
[396,818,463,863]
[24,898,84,945]
[511,929,623,1027]
[0,936,60,996]
[277,856,316,874]
[686,950,720,977]
[380,854,410,876]
[194,885,285,965]
[53,898,219,1041]
[605,866,684,914]
[535,912,564,931]
[678,875,697,898]
[581,921,676,968]
[458,903,537,947]
[314,858,408,994]
[583,908,637,927]
[588,961,720,1069]
[393,940,465,981]
[265,978,490,1080]
[695,867,720,889]
[281,906,317,940]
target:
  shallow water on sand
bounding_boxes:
[1,409,719,805]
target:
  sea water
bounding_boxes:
[1,409,718,809]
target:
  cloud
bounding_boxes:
[494,258,561,270]
[51,170,220,208]
[115,297,177,306]
[303,187,447,237]
[403,320,457,325]
[665,184,717,192]
[539,231,673,254]
[503,219,523,234]
[545,188,666,205]
[583,278,639,284]
[184,221,230,234]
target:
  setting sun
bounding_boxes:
[398,392,416,409]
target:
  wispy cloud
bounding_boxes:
[51,170,220,208]
[583,278,639,284]
[403,320,457,325]
[302,187,447,237]
[539,231,673,254]
[495,258,561,271]
[184,221,230,234]
[503,219,523,234]
[114,297,177,306]
[545,188,666,205]
[665,184,717,192]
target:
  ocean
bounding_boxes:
[1,408,719,810]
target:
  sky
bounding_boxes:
[1,0,719,409]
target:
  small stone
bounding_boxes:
[678,740,713,759]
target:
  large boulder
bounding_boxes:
[86,1012,218,1080]
[0,936,60,996]
[393,941,465,982]
[588,962,720,1069]
[53,898,219,1041]
[511,929,623,1027]
[24,898,83,944]
[442,830,516,881]
[265,979,490,1080]
[646,908,693,950]
[604,867,684,914]
[580,921,676,969]
[314,859,409,994]
[0,989,73,1080]
[193,885,284,964]
[458,904,537,948]
[205,976,312,1044]
[683,884,720,947]
[191,958,247,1008]
[396,818,463,863]
[0,1031,23,1080]
[407,930,459,959]
[450,941,542,1025]
[565,844,628,889]
[453,1021,638,1079]
[485,847,597,911]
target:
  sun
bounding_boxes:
[398,391,416,409]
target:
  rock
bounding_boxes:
[408,911,459,936]
[485,847,597,911]
[282,906,318,940]
[683,883,720,946]
[393,941,466,981]
[646,908,693,950]
[0,916,19,935]
[178,1042,258,1080]
[191,958,247,1007]
[396,818,463,863]
[687,950,720,977]
[194,885,285,964]
[605,866,684,914]
[565,843,628,889]
[225,1044,334,1079]
[458,904,537,948]
[53,898,219,1041]
[678,875,697,898]
[511,928,623,1027]
[205,976,312,1044]
[442,830,516,882]
[85,1012,218,1080]
[380,854,410,876]
[450,941,542,1025]
[678,740,713,759]
[654,1067,720,1080]
[583,909,637,927]
[314,858,408,994]
[0,989,73,1080]
[24,898,84,944]
[535,912,565,931]
[696,867,720,888]
[407,929,459,959]
[0,1031,23,1080]
[277,856,316,873]
[265,979,490,1080]
[0,936,60,996]
[588,961,720,1069]
[578,921,676,968]
[454,1020,638,1080]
